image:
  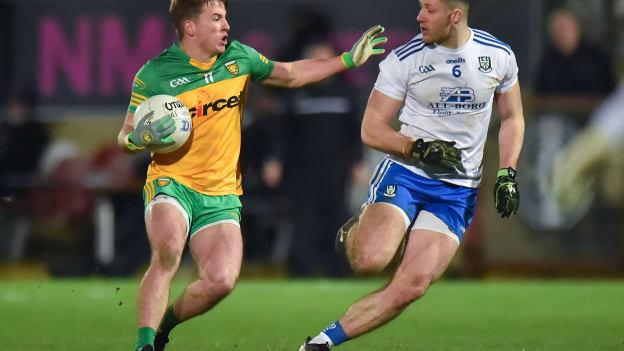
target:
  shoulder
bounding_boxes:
[224,40,270,62]
[144,45,180,68]
[133,60,159,89]
[225,40,246,53]
[471,28,514,56]
[578,41,610,60]
[226,40,259,56]
[135,45,177,81]
[391,34,429,62]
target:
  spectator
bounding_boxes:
[521,8,618,231]
[535,8,615,97]
[0,90,49,262]
[282,41,362,277]
[240,86,287,263]
[0,91,49,193]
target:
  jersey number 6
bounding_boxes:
[452,65,462,77]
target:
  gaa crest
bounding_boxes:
[224,60,239,75]
[478,56,492,73]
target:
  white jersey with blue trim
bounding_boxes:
[374,28,519,188]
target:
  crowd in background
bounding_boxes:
[1,2,623,278]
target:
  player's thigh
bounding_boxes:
[352,203,409,265]
[190,222,243,283]
[145,199,188,254]
[143,178,192,253]
[392,227,459,286]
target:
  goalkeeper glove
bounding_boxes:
[404,138,462,170]
[126,113,176,150]
[494,167,519,218]
[341,25,387,69]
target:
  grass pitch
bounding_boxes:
[1,279,623,350]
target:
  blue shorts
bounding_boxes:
[365,158,478,241]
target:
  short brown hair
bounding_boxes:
[169,0,229,40]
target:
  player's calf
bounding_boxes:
[386,275,433,310]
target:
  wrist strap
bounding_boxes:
[125,133,145,151]
[341,52,356,69]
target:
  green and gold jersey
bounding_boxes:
[128,41,274,196]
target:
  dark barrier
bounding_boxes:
[5,0,536,111]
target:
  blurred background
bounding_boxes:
[1,0,624,281]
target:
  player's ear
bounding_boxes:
[451,8,464,24]
[183,19,196,37]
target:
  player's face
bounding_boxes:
[194,2,230,55]
[417,0,453,43]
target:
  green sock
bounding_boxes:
[134,327,155,350]
[159,305,181,335]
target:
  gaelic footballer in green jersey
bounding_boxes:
[129,41,273,197]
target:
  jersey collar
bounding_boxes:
[170,42,219,70]
[432,28,474,54]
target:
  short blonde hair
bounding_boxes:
[169,0,229,40]
[445,0,470,16]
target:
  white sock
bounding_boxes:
[310,332,334,348]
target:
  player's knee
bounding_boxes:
[152,240,183,271]
[350,255,390,275]
[204,274,237,298]
[389,276,433,308]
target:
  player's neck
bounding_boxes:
[438,24,470,49]
[179,41,219,63]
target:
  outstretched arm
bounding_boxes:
[263,25,387,88]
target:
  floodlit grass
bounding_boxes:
[1,279,623,350]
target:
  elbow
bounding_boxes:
[286,78,304,88]
[361,126,375,148]
[117,135,126,149]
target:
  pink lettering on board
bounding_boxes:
[39,16,93,97]
[99,15,168,95]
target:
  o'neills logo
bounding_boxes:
[188,91,244,118]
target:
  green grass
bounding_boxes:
[1,279,623,350]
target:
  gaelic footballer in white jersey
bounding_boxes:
[375,28,518,188]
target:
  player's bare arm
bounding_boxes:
[360,89,410,156]
[117,111,139,152]
[263,25,387,88]
[493,81,524,217]
[263,58,348,88]
[361,89,462,169]
[495,81,525,169]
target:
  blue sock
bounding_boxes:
[322,321,350,346]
